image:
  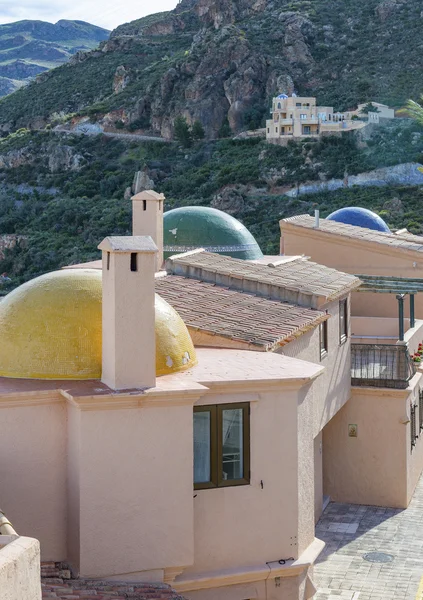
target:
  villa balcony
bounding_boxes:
[351,343,415,389]
[350,316,423,389]
[274,118,294,125]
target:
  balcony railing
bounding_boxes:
[351,343,416,389]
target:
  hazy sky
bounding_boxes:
[0,0,179,31]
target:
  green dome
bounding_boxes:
[163,206,263,260]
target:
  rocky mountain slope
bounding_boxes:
[0,19,110,98]
[0,0,422,136]
[0,118,422,290]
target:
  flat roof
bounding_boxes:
[0,348,323,399]
[281,214,423,254]
[162,347,324,388]
[156,275,327,351]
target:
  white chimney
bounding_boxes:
[98,236,158,390]
[131,190,164,271]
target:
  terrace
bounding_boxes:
[350,275,423,389]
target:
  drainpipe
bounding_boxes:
[314,209,320,229]
[0,509,17,535]
[410,294,415,329]
[396,294,405,342]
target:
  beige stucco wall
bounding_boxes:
[281,298,351,438]
[75,403,195,578]
[0,399,67,560]
[323,378,423,508]
[183,571,310,600]
[185,388,302,575]
[314,433,323,524]
[281,227,423,319]
[67,401,81,572]
[0,536,41,600]
[406,373,423,502]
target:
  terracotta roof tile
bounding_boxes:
[156,275,327,350]
[166,250,360,307]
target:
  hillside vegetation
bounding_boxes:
[0,119,422,290]
[0,19,109,99]
[0,0,421,136]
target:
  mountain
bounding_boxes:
[0,19,110,99]
[0,0,422,135]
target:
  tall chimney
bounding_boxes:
[131,190,164,271]
[98,236,158,390]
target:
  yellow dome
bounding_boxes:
[0,269,196,380]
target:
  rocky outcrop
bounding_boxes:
[285,163,423,197]
[212,185,246,213]
[132,166,155,193]
[113,65,130,93]
[0,0,420,139]
[375,0,406,22]
[48,145,83,173]
[0,142,84,172]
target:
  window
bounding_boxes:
[339,298,348,344]
[302,126,311,134]
[319,320,328,360]
[296,102,301,107]
[194,403,250,490]
[130,253,138,272]
[411,403,417,451]
[275,127,278,132]
[300,114,307,119]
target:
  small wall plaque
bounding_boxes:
[348,424,358,438]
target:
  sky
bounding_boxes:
[0,0,179,31]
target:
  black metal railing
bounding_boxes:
[351,343,416,389]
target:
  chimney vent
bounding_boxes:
[132,190,165,271]
[314,209,320,229]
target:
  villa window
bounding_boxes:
[193,403,250,490]
[319,320,328,360]
[339,298,348,344]
[296,102,301,107]
[300,114,307,120]
[411,403,417,451]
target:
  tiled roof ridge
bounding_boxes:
[281,214,423,253]
[41,562,186,600]
[166,250,361,304]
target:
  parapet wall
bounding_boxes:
[0,535,41,600]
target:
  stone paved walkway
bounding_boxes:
[314,476,423,600]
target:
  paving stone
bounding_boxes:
[314,475,423,599]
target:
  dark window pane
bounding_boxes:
[221,408,243,480]
[194,411,211,483]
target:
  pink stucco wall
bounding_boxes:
[0,400,67,560]
[76,404,195,578]
[185,388,303,575]
[281,297,352,438]
[281,226,423,320]
[323,374,423,509]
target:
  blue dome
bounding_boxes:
[326,207,391,233]
[277,94,288,99]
